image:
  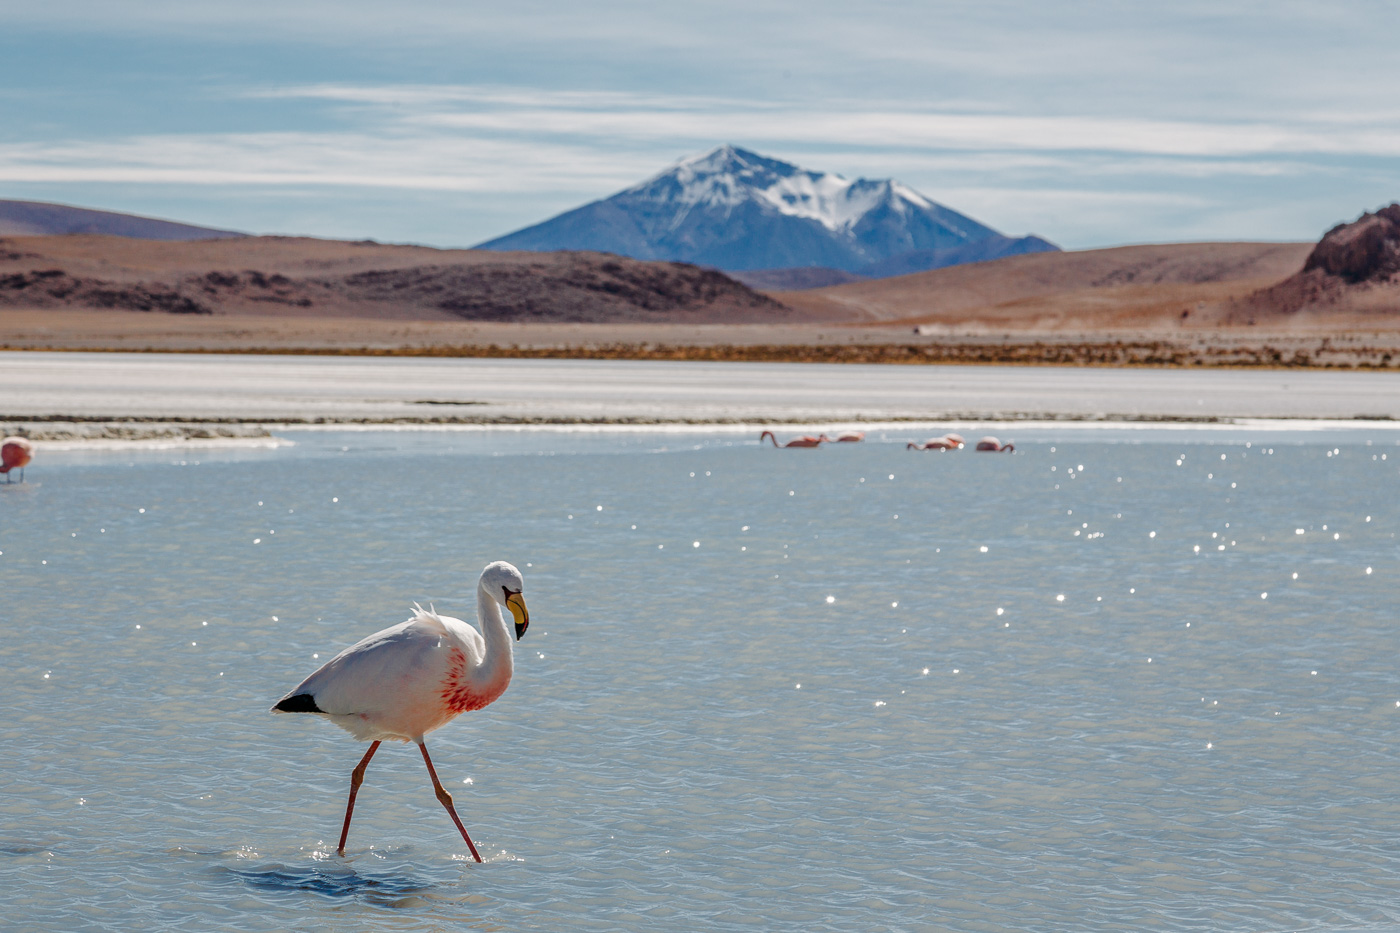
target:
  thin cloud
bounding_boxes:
[251,84,1400,160]
[0,133,658,193]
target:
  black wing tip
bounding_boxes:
[272,693,324,713]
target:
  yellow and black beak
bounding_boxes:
[506,592,530,641]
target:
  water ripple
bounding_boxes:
[4,431,1400,931]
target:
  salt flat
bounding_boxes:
[3,351,1400,424]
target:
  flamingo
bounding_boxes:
[1,436,34,482]
[760,430,824,448]
[821,431,866,443]
[272,560,530,860]
[975,436,1015,452]
[907,432,965,451]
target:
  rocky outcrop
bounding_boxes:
[336,255,785,322]
[1233,205,1400,320]
[0,268,211,313]
[1302,204,1400,283]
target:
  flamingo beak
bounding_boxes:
[506,593,530,640]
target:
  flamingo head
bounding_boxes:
[481,560,529,640]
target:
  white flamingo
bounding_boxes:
[975,436,1015,452]
[272,561,530,860]
[907,432,964,451]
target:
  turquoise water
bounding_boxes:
[3,427,1400,932]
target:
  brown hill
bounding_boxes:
[775,241,1312,331]
[0,235,794,324]
[1232,205,1400,323]
[728,267,869,290]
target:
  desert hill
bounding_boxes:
[776,241,1314,331]
[0,234,793,324]
[0,199,244,241]
[1230,205,1400,324]
[5,228,1400,368]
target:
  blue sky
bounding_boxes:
[2,1,1397,250]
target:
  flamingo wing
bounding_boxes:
[275,611,485,741]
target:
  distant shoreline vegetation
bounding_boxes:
[2,340,1394,370]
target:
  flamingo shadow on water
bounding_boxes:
[272,561,530,862]
[221,862,437,907]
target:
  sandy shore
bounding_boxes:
[0,419,288,448]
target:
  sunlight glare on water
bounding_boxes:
[2,427,1400,931]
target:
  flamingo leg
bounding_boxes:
[337,740,381,855]
[418,742,483,863]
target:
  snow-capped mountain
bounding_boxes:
[477,145,1057,276]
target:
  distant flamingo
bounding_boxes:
[821,431,866,443]
[1,436,34,482]
[907,432,964,451]
[760,431,824,448]
[975,436,1015,452]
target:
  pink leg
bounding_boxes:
[337,740,380,855]
[418,742,483,863]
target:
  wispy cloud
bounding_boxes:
[5,0,1398,246]
[0,131,656,193]
[2,79,1392,248]
[3,84,1391,202]
[257,84,1400,159]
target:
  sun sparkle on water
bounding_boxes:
[4,429,1398,933]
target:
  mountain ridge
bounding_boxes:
[477,145,1058,276]
[0,199,245,241]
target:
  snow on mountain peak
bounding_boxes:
[475,143,1056,274]
[636,146,936,233]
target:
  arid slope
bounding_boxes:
[0,235,796,324]
[776,242,1313,330]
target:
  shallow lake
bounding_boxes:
[3,425,1400,932]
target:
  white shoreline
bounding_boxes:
[31,436,296,452]
[271,417,1400,434]
[11,416,1400,452]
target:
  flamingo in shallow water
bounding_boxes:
[272,561,530,860]
[760,430,824,448]
[975,436,1015,452]
[907,433,964,451]
[821,431,865,443]
[1,436,34,482]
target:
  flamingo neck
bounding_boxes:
[475,582,515,686]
